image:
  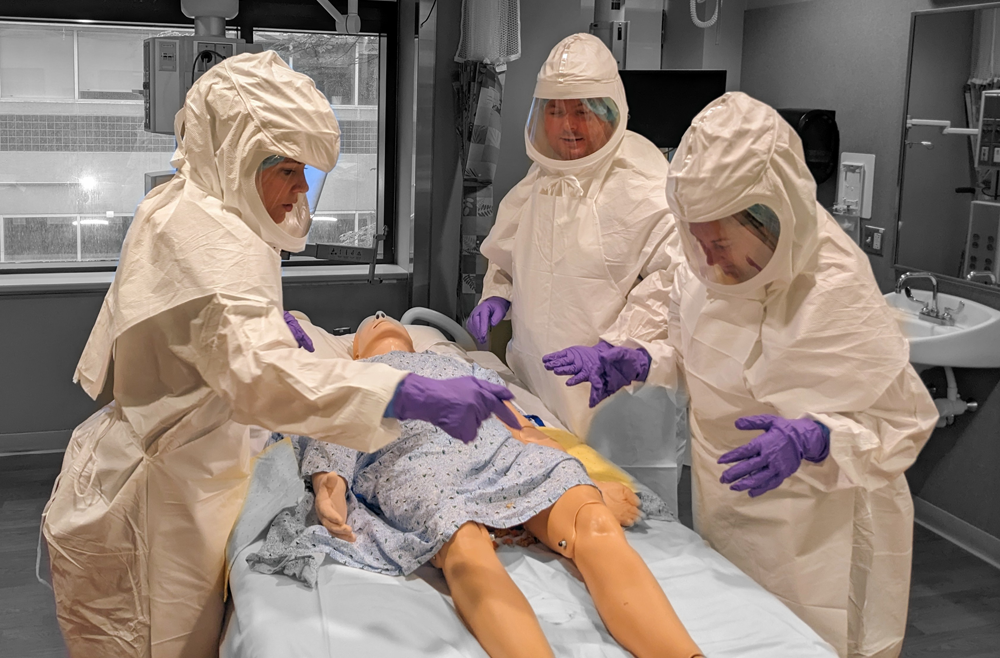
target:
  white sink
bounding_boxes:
[884,291,1000,368]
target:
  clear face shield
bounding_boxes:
[255,155,329,221]
[526,97,620,161]
[680,204,782,287]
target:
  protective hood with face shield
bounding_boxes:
[647,92,937,658]
[75,50,341,396]
[477,33,680,438]
[523,33,628,176]
[44,51,413,658]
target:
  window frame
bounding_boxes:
[0,0,400,273]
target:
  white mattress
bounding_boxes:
[221,517,836,658]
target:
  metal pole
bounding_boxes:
[354,40,360,105]
[73,29,79,99]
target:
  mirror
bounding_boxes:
[895,3,1000,289]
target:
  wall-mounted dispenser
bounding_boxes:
[834,153,875,219]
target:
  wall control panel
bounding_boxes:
[977,91,1000,169]
[964,201,1000,278]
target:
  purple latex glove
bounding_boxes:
[390,374,520,444]
[718,415,831,497]
[466,297,511,345]
[283,311,315,352]
[543,341,651,408]
[542,344,607,407]
[597,343,651,396]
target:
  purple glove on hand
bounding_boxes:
[389,374,520,444]
[466,297,511,345]
[542,341,651,408]
[283,311,315,352]
[718,415,830,497]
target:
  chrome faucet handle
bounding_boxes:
[943,301,965,317]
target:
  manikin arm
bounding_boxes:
[301,438,360,542]
[311,471,355,542]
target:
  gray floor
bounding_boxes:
[2,454,999,658]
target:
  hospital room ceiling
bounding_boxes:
[0,0,394,34]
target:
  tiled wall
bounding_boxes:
[338,119,378,154]
[0,115,174,152]
[0,114,380,154]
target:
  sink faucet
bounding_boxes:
[896,271,939,312]
[895,272,962,325]
[966,270,997,285]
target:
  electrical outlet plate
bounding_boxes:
[862,224,885,256]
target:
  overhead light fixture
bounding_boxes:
[79,219,110,226]
[79,176,98,191]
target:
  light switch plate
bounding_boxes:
[862,224,885,256]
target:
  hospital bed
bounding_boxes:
[220,312,837,658]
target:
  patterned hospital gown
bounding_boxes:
[246,350,593,584]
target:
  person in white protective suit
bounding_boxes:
[467,33,679,438]
[41,50,516,658]
[548,93,939,658]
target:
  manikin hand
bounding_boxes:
[514,425,567,452]
[312,472,356,543]
[596,481,641,527]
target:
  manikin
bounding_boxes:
[254,314,704,658]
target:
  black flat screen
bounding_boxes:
[618,69,728,149]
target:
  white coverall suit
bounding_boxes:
[41,51,408,658]
[479,33,678,438]
[609,92,938,657]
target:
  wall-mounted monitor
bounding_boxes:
[618,69,728,149]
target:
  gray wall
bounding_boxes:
[742,0,1000,542]
[663,0,747,91]
[493,0,589,207]
[0,279,408,453]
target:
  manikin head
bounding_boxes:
[353,311,415,359]
[255,156,310,224]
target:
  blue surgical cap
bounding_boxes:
[259,154,286,170]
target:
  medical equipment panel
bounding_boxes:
[976,90,1000,170]
[963,201,1000,279]
[143,36,262,134]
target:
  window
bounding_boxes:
[0,22,184,265]
[0,24,387,265]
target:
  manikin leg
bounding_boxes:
[525,486,704,658]
[432,522,554,658]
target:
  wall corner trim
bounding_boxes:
[913,496,1000,571]
[0,430,72,456]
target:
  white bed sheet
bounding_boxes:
[221,516,835,658]
[224,327,835,657]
